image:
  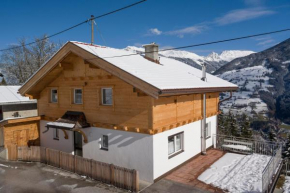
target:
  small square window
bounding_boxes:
[51,89,58,103]
[168,132,183,158]
[102,88,113,105]
[53,129,59,140]
[101,135,109,150]
[206,122,211,138]
[74,89,83,104]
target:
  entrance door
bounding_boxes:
[74,131,83,157]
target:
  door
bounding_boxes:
[74,131,83,157]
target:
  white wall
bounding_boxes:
[206,115,217,148]
[153,115,217,180]
[40,120,74,153]
[82,127,154,183]
[3,109,38,120]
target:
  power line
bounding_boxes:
[93,28,290,59]
[0,0,147,52]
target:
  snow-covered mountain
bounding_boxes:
[125,46,254,73]
[214,38,290,123]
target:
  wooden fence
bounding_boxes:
[8,145,139,192]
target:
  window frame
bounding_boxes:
[168,132,184,159]
[74,88,83,104]
[50,88,58,103]
[205,122,211,139]
[101,88,113,106]
[53,128,59,140]
[101,135,109,151]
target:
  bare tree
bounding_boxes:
[0,35,61,84]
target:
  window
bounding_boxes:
[51,89,58,103]
[168,132,183,157]
[206,122,211,138]
[53,129,59,140]
[101,135,109,150]
[101,88,113,105]
[74,89,83,104]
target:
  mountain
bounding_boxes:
[125,46,254,73]
[214,38,290,124]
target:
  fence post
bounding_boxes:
[90,159,93,179]
[110,164,115,185]
[133,170,139,192]
[74,155,77,173]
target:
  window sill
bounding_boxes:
[100,147,108,151]
[168,150,184,159]
[206,136,211,139]
[53,138,59,141]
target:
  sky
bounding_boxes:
[0,0,290,56]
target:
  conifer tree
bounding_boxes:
[0,77,7,85]
[240,114,252,138]
[228,111,239,137]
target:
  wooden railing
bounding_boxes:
[9,145,139,192]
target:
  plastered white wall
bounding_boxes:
[82,127,154,183]
[3,109,38,120]
[40,120,74,153]
[206,115,217,148]
[153,115,217,180]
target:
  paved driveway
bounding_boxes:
[0,159,126,193]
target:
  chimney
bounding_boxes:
[143,43,159,64]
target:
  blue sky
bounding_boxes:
[0,0,290,55]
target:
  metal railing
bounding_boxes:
[214,134,281,156]
[213,134,282,193]
[261,146,282,193]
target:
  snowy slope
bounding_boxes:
[198,153,271,193]
[125,46,254,73]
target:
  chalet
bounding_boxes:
[18,41,238,184]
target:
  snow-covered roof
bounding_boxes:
[0,86,36,105]
[72,41,237,91]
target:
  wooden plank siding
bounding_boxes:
[152,93,219,133]
[3,120,40,148]
[36,53,220,135]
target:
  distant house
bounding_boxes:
[18,41,237,183]
[0,86,37,120]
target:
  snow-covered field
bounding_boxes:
[198,153,271,193]
[218,65,273,116]
[283,176,290,193]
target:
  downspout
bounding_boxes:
[201,64,207,155]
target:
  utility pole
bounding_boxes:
[91,15,94,45]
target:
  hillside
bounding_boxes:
[214,38,290,124]
[125,46,254,73]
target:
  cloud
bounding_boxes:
[165,25,207,38]
[254,36,276,46]
[244,0,264,7]
[215,8,275,26]
[147,28,162,36]
[257,39,275,45]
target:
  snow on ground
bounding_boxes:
[218,65,273,116]
[222,144,251,151]
[283,176,290,193]
[198,153,271,193]
[282,60,290,64]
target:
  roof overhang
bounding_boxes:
[0,116,41,127]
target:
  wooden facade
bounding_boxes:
[1,116,41,147]
[34,53,220,134]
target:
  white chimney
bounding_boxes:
[143,43,159,64]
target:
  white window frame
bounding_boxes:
[206,122,211,139]
[53,128,59,140]
[101,88,113,106]
[74,88,83,104]
[168,132,184,158]
[51,88,58,103]
[101,135,109,150]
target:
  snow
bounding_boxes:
[283,176,290,193]
[0,164,9,168]
[282,60,290,64]
[222,144,251,151]
[219,50,255,62]
[218,65,273,116]
[47,122,75,129]
[198,153,271,193]
[72,41,237,90]
[0,86,36,105]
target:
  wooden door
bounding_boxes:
[13,129,29,146]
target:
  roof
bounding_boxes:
[0,86,36,105]
[47,111,90,130]
[72,41,237,91]
[19,41,238,98]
